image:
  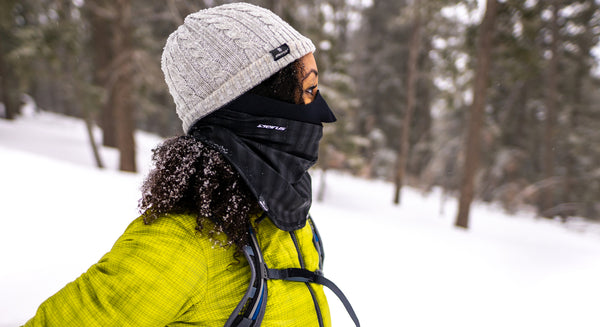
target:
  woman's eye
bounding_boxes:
[306,85,317,95]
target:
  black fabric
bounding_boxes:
[190,100,328,230]
[223,91,336,125]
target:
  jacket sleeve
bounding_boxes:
[23,216,208,327]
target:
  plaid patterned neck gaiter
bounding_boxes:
[190,92,335,231]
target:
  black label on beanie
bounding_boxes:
[270,44,290,61]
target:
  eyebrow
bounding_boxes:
[301,69,318,82]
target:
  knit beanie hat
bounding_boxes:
[161,2,316,133]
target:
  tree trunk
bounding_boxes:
[84,109,105,169]
[0,37,18,120]
[167,0,184,25]
[316,168,327,202]
[112,0,136,172]
[86,0,119,147]
[54,0,104,169]
[316,144,330,202]
[0,1,19,120]
[393,5,421,205]
[455,0,498,229]
[540,1,559,217]
[266,0,284,17]
[562,2,596,219]
[102,92,118,147]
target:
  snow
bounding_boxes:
[1,111,600,326]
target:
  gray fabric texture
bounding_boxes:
[161,2,316,133]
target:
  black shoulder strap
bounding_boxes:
[266,268,360,327]
[224,228,267,327]
[226,221,360,327]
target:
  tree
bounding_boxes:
[83,0,138,172]
[0,0,20,120]
[455,0,498,229]
[352,0,433,180]
[539,0,560,216]
[394,2,422,204]
[473,0,600,219]
[5,0,599,222]
[111,0,136,172]
[85,0,118,148]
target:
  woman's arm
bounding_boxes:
[23,215,207,327]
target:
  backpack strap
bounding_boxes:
[307,217,324,270]
[226,220,360,327]
[224,227,267,327]
[266,267,360,326]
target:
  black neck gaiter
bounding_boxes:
[190,91,336,231]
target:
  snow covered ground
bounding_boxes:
[1,110,600,326]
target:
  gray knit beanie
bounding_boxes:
[161,2,316,133]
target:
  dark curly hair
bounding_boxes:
[139,59,304,250]
[250,59,304,104]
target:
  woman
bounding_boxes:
[24,3,357,326]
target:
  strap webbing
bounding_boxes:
[267,268,360,327]
[226,220,360,327]
[224,230,267,327]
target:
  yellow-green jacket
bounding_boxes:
[24,214,330,326]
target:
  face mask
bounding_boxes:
[190,91,336,231]
[222,90,336,125]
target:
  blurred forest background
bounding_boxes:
[1,0,599,227]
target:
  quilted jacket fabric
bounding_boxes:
[23,213,330,326]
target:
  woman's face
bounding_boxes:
[298,53,319,104]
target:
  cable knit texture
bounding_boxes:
[161,2,316,133]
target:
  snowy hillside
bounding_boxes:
[1,110,600,327]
